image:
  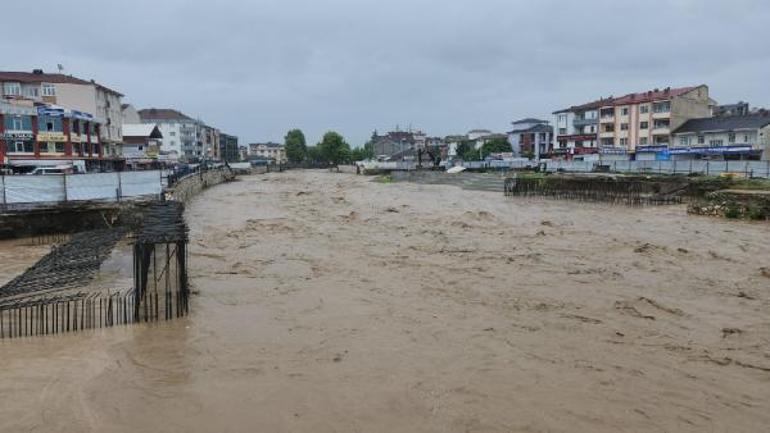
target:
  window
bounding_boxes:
[11,141,33,153]
[11,116,24,130]
[42,84,56,97]
[558,128,567,135]
[728,133,736,143]
[621,107,629,116]
[653,102,671,113]
[619,138,628,146]
[169,131,176,136]
[744,134,750,143]
[698,136,705,144]
[603,124,614,133]
[640,121,649,130]
[73,143,82,155]
[3,82,21,96]
[46,121,54,131]
[23,87,39,98]
[55,142,65,153]
[679,136,689,146]
[620,123,629,131]
[709,140,724,147]
[640,105,649,114]
[639,137,648,145]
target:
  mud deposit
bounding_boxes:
[1,170,769,432]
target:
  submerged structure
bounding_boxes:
[0,201,190,338]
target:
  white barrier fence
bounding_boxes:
[362,160,770,179]
[0,170,164,208]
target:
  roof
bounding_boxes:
[510,124,553,134]
[250,142,283,148]
[553,85,703,114]
[512,118,548,125]
[138,108,193,121]
[122,124,163,138]
[468,129,492,134]
[611,86,698,106]
[673,113,770,134]
[553,98,613,114]
[0,70,124,96]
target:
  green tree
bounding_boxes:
[318,131,351,165]
[456,140,480,161]
[306,145,322,163]
[284,129,307,163]
[480,137,512,159]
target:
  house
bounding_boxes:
[122,124,163,168]
[670,112,770,160]
[0,69,124,160]
[507,118,553,159]
[249,142,286,162]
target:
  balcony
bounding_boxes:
[599,131,615,139]
[573,117,598,128]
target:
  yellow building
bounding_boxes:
[597,85,711,152]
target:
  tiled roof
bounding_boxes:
[138,108,193,121]
[673,113,770,134]
[611,86,697,106]
[0,71,124,96]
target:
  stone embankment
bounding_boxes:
[167,167,236,203]
[688,190,770,220]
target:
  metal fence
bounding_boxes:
[0,170,165,210]
[362,160,770,178]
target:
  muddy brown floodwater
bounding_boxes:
[1,170,770,433]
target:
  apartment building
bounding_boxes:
[599,86,711,153]
[0,69,124,158]
[0,99,107,171]
[138,108,203,162]
[507,118,553,158]
[553,100,604,158]
[249,142,286,162]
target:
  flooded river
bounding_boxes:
[1,170,769,432]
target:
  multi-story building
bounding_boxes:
[670,112,770,160]
[600,86,711,153]
[249,142,286,162]
[553,99,604,158]
[0,99,107,171]
[138,108,206,162]
[713,102,751,117]
[0,69,124,159]
[219,133,239,162]
[507,118,553,158]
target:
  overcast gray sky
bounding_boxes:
[2,0,768,146]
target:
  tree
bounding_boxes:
[456,140,480,161]
[306,145,322,163]
[284,129,307,163]
[318,131,351,166]
[480,137,512,159]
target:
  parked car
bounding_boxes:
[27,165,74,175]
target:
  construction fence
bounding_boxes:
[0,170,165,210]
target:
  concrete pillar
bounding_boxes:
[63,118,73,156]
[33,115,40,158]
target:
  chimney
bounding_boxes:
[32,69,43,75]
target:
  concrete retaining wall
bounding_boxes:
[168,168,236,203]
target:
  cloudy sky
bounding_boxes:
[2,0,769,146]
